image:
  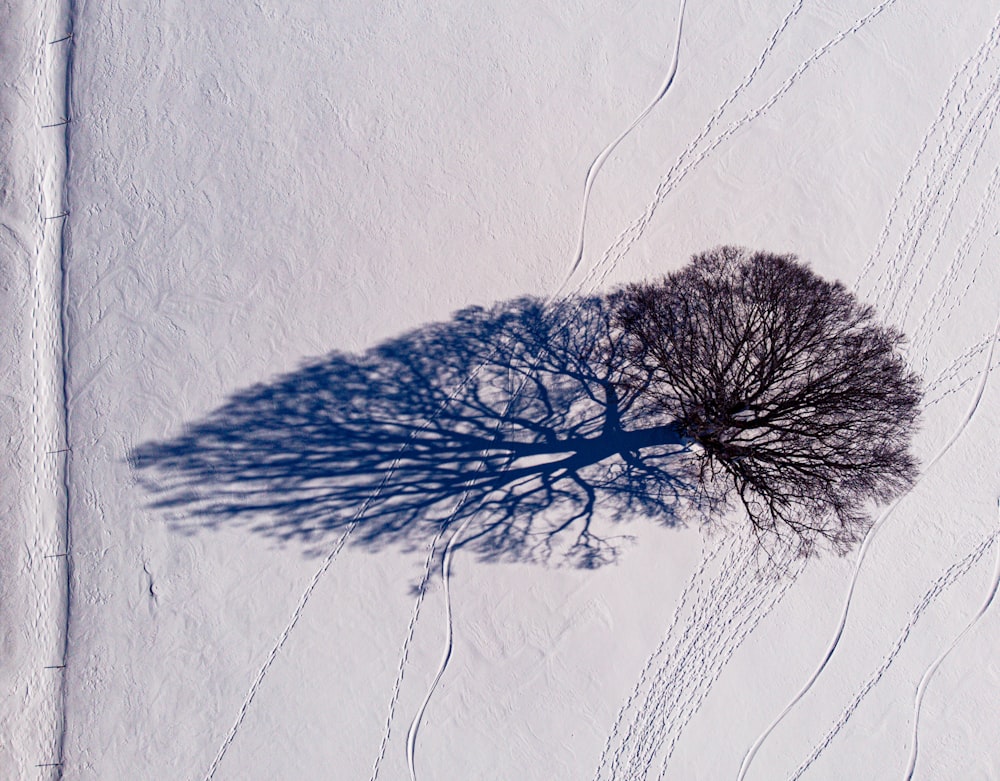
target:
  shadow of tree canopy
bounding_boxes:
[131,296,694,568]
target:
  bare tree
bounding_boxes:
[612,246,922,555]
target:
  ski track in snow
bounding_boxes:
[560,0,688,288]
[401,4,692,774]
[200,0,686,767]
[788,525,1000,780]
[404,512,476,781]
[594,4,982,773]
[736,308,1000,781]
[373,443,501,781]
[368,524,448,781]
[736,14,1000,775]
[202,0,873,764]
[901,515,1000,774]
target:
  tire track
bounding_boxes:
[735,308,1000,781]
[787,525,998,780]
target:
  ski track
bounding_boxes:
[375,433,499,781]
[399,2,692,772]
[594,5,977,769]
[924,346,1000,409]
[788,526,999,780]
[901,514,1000,773]
[368,523,448,781]
[203,2,703,768]
[774,20,1000,768]
[736,309,1000,781]
[560,0,688,288]
[202,292,562,779]
[404,512,476,781]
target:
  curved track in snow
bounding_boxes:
[404,513,476,781]
[902,506,1000,774]
[559,0,688,288]
[788,527,999,780]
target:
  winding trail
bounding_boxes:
[736,309,1000,781]
[901,512,1000,774]
[404,512,476,781]
[560,0,688,289]
[788,526,998,780]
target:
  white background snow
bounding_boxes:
[2,0,999,778]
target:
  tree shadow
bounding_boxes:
[131,295,695,568]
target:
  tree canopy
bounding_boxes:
[612,246,922,554]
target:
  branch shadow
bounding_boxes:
[131,295,695,568]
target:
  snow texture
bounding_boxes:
[3,0,999,779]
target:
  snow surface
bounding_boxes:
[3,0,999,778]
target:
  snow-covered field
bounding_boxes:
[3,0,999,778]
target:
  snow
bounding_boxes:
[3,0,999,778]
